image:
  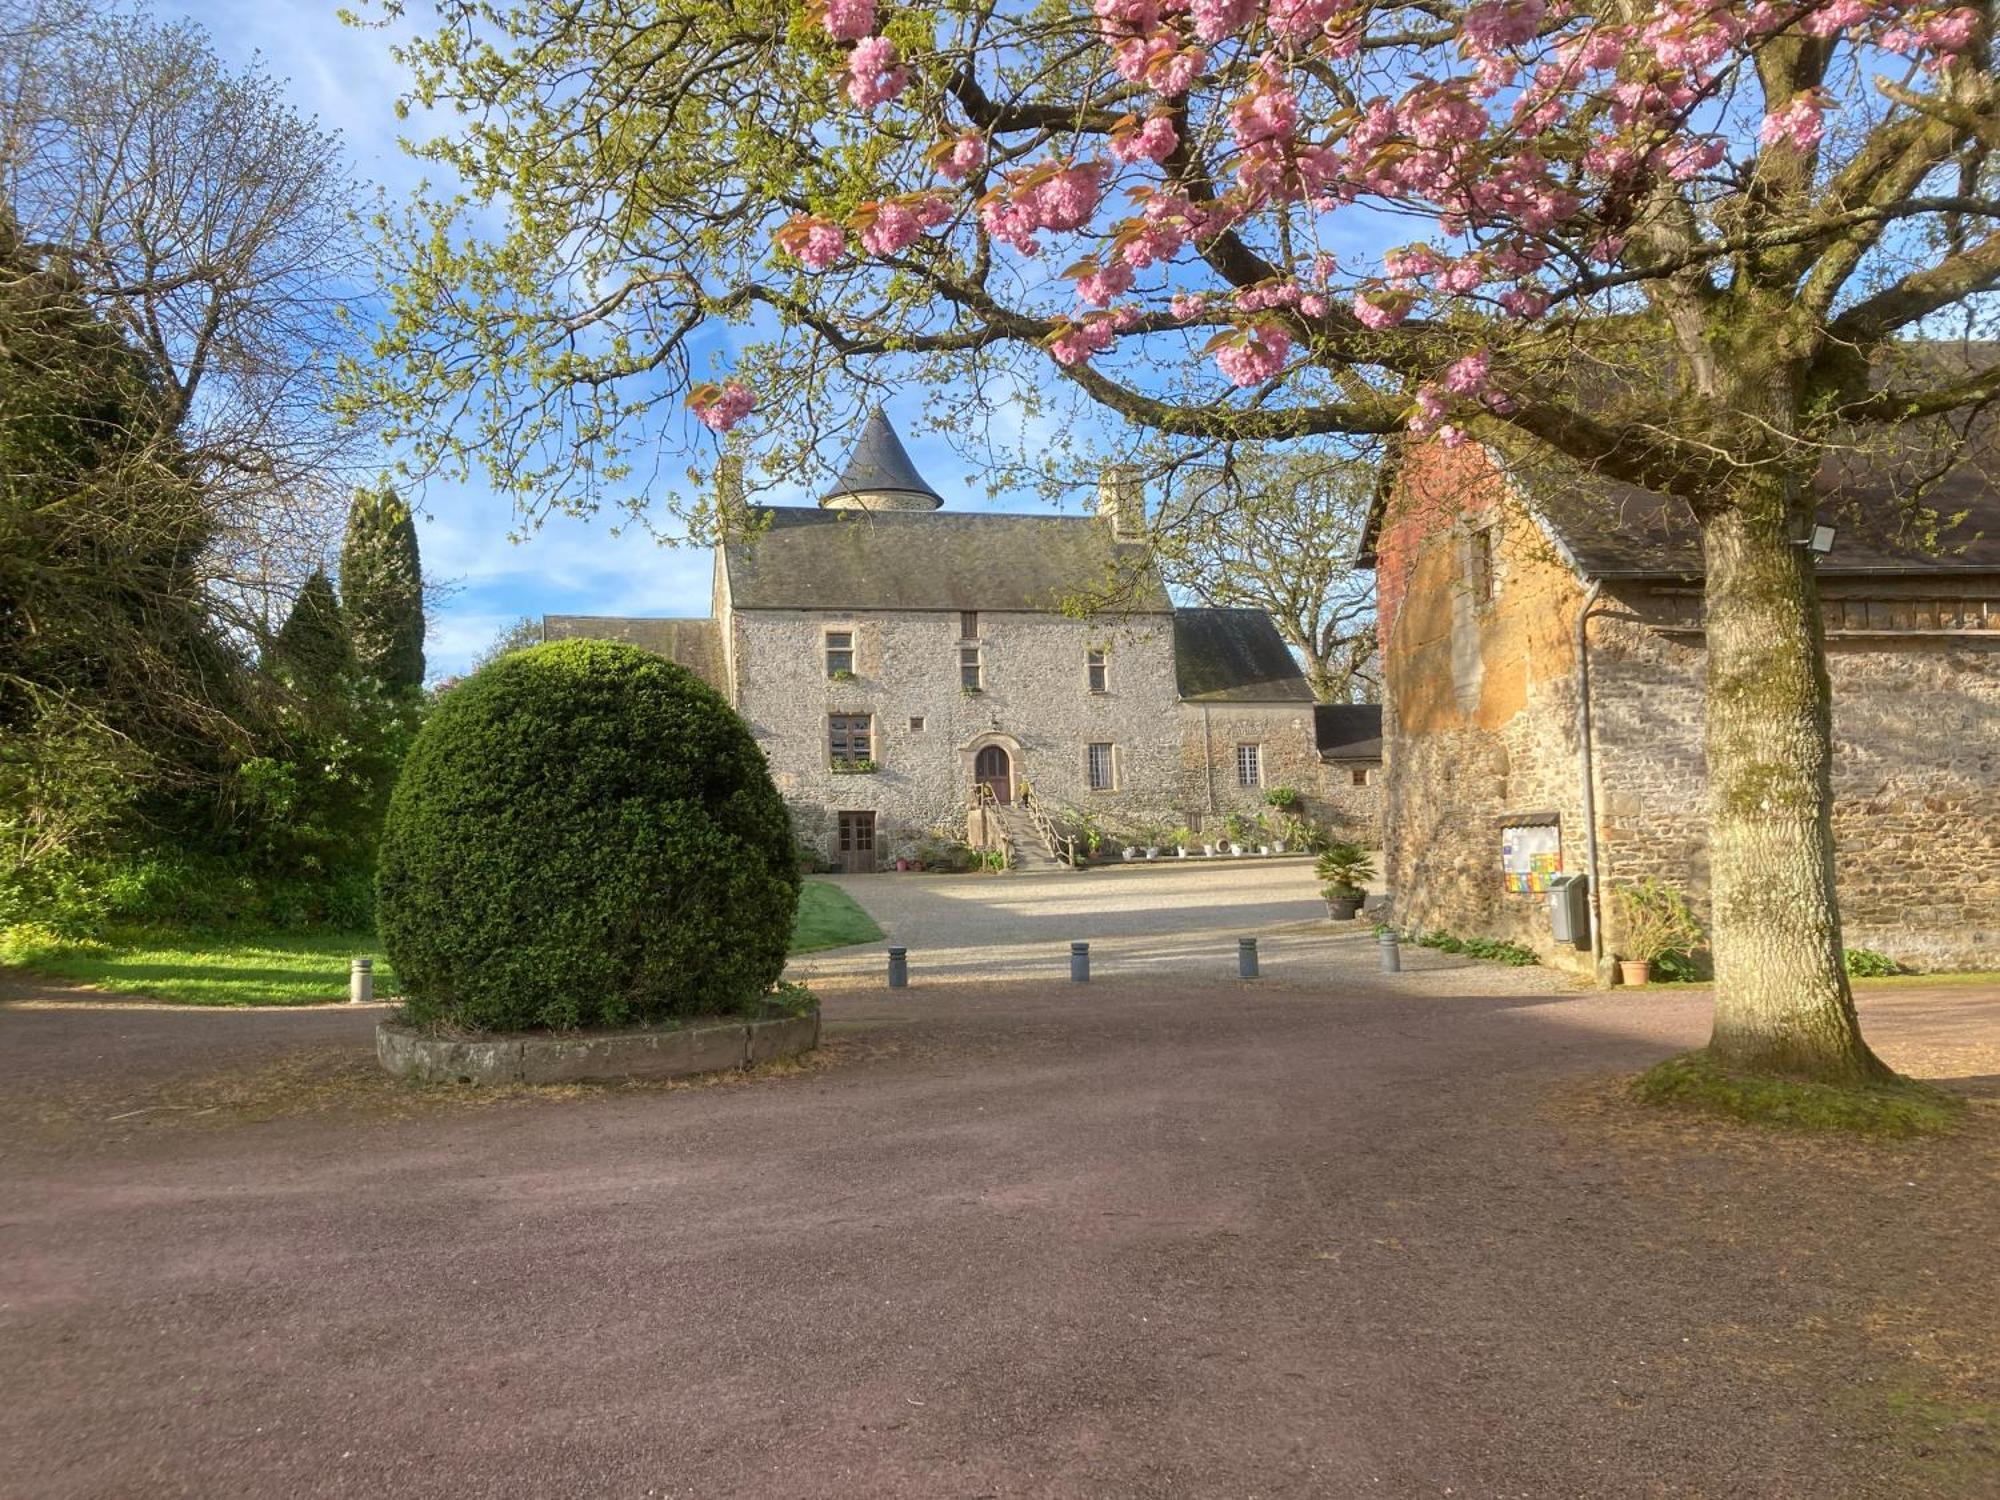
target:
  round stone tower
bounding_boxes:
[819,408,945,512]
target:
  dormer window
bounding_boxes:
[825,629,854,678]
[1087,648,1108,694]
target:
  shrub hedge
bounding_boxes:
[376,639,800,1030]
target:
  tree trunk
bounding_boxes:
[1698,491,1890,1084]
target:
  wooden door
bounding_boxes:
[837,811,876,874]
[974,745,1012,805]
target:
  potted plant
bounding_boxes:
[1224,812,1256,855]
[1611,878,1703,986]
[1143,827,1162,859]
[1316,842,1375,920]
[1170,825,1195,858]
[1264,786,1300,811]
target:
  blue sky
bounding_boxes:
[174,0,1090,676]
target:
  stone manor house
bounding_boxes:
[547,411,1379,871]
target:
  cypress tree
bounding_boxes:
[339,486,425,693]
[269,570,354,696]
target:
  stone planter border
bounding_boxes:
[376,999,820,1085]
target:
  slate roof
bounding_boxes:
[820,408,944,510]
[1526,446,2000,578]
[1173,608,1316,703]
[541,615,726,691]
[1359,345,2000,578]
[1314,703,1383,760]
[724,507,1172,612]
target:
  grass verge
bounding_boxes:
[1632,1050,1965,1138]
[2,926,394,1007]
[4,879,881,1006]
[790,879,885,952]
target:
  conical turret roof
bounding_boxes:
[818,408,944,510]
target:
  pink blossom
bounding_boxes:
[1119,221,1185,268]
[1110,114,1180,165]
[1461,0,1548,55]
[1188,0,1257,44]
[1049,319,1118,366]
[1438,424,1469,448]
[692,380,755,433]
[1759,92,1826,153]
[1076,260,1136,306]
[779,215,846,270]
[1214,324,1291,386]
[1230,86,1299,149]
[1442,350,1492,395]
[1437,258,1488,295]
[1799,0,1869,36]
[939,134,986,182]
[1922,8,1982,51]
[1498,284,1549,318]
[1170,292,1208,320]
[860,200,923,256]
[1299,294,1327,318]
[1409,385,1448,435]
[847,36,906,110]
[821,0,875,43]
[1266,0,1342,40]
[1352,291,1413,330]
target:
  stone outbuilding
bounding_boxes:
[1362,436,2000,975]
[547,410,1350,869]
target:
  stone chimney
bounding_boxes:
[1096,463,1145,542]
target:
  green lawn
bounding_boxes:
[2,879,883,1006]
[3,928,397,1007]
[790,879,885,953]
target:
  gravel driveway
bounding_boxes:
[3,963,1996,1498]
[790,860,1556,994]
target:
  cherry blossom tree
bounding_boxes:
[357,0,2000,1087]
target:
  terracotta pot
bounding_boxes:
[1619,959,1652,986]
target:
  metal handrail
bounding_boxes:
[969,780,1015,868]
[1018,778,1080,868]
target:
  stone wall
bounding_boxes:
[1378,440,2000,974]
[730,606,1185,864]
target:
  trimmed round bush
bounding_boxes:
[376,639,800,1031]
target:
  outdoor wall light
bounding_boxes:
[1791,521,1837,556]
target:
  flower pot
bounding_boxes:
[1204,844,1219,857]
[1122,847,1139,861]
[895,858,909,872]
[1325,894,1363,921]
[1144,847,1159,860]
[1619,959,1653,986]
[1272,841,1287,854]
[1257,845,1272,856]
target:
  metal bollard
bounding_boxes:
[887,945,908,989]
[1238,936,1259,980]
[1070,941,1090,983]
[1377,931,1401,973]
[349,956,374,1005]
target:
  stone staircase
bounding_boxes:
[988,801,1071,872]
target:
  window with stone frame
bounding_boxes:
[1236,743,1262,787]
[960,610,979,639]
[1351,766,1371,787]
[1466,525,1496,606]
[828,713,872,766]
[1087,647,1109,694]
[960,644,983,691]
[824,629,855,677]
[1087,742,1116,791]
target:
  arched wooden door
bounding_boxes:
[974,745,1012,805]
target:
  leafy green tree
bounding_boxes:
[1156,449,1378,704]
[469,615,544,675]
[339,487,426,694]
[267,572,355,701]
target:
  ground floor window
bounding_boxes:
[1236,743,1262,787]
[1087,742,1115,791]
[1351,766,1371,787]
